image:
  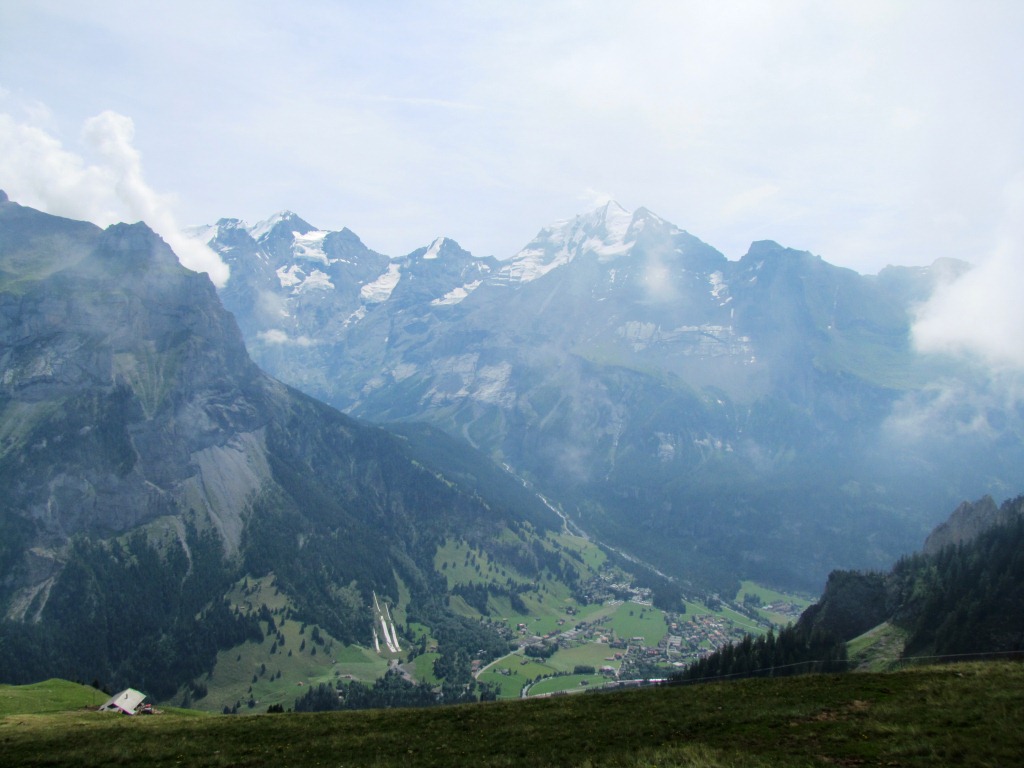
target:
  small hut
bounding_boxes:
[98,688,147,715]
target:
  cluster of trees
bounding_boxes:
[523,642,558,659]
[408,594,510,667]
[451,582,529,615]
[674,624,848,683]
[0,379,584,701]
[293,670,499,712]
[889,502,1024,658]
[0,524,262,699]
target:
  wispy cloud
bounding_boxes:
[257,329,318,348]
[912,174,1024,372]
[0,109,229,286]
[885,174,1024,443]
[2,2,1022,270]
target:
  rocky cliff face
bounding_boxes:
[0,195,577,696]
[0,198,272,617]
[922,495,1020,556]
[0,195,556,623]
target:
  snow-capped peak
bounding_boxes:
[422,237,446,260]
[500,201,639,283]
[182,222,224,245]
[592,200,632,242]
[248,211,314,242]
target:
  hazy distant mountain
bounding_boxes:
[196,201,1024,593]
[0,193,575,698]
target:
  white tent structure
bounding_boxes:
[98,688,147,715]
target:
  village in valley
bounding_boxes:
[160,532,811,712]
[468,569,809,699]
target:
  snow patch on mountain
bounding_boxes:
[360,262,402,302]
[276,265,303,289]
[292,230,329,265]
[422,237,445,260]
[586,201,632,259]
[343,306,367,328]
[275,264,335,293]
[248,211,296,242]
[709,271,731,305]
[499,243,571,283]
[296,268,334,293]
[431,280,482,306]
[500,201,636,283]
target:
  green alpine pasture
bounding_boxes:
[1,662,1022,767]
[0,680,104,716]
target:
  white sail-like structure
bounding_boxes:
[380,615,398,653]
[388,619,401,652]
[371,591,401,654]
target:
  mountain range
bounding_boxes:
[3,190,1022,705]
[194,200,1024,592]
[0,192,586,699]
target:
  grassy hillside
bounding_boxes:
[0,680,104,716]
[2,662,1021,766]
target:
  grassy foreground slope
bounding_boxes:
[2,662,1022,767]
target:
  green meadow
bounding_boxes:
[1,663,1021,767]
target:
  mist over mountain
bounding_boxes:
[196,200,1024,593]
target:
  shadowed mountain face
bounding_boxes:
[0,195,561,695]
[200,201,1024,592]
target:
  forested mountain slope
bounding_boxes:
[679,494,1024,682]
[0,194,578,699]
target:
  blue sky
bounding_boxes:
[2,0,1023,280]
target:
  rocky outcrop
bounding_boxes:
[0,196,276,614]
[922,495,1018,556]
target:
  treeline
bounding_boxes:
[890,500,1024,657]
[674,624,848,683]
[294,672,437,712]
[798,496,1024,661]
[451,582,529,615]
[678,495,1024,685]
[293,669,498,712]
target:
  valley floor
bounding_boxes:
[2,662,1021,767]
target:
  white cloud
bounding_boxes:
[0,110,229,286]
[257,329,317,347]
[890,174,1024,443]
[2,2,1023,271]
[580,188,615,209]
[912,175,1024,372]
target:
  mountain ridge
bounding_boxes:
[0,195,599,701]
[197,200,1013,593]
